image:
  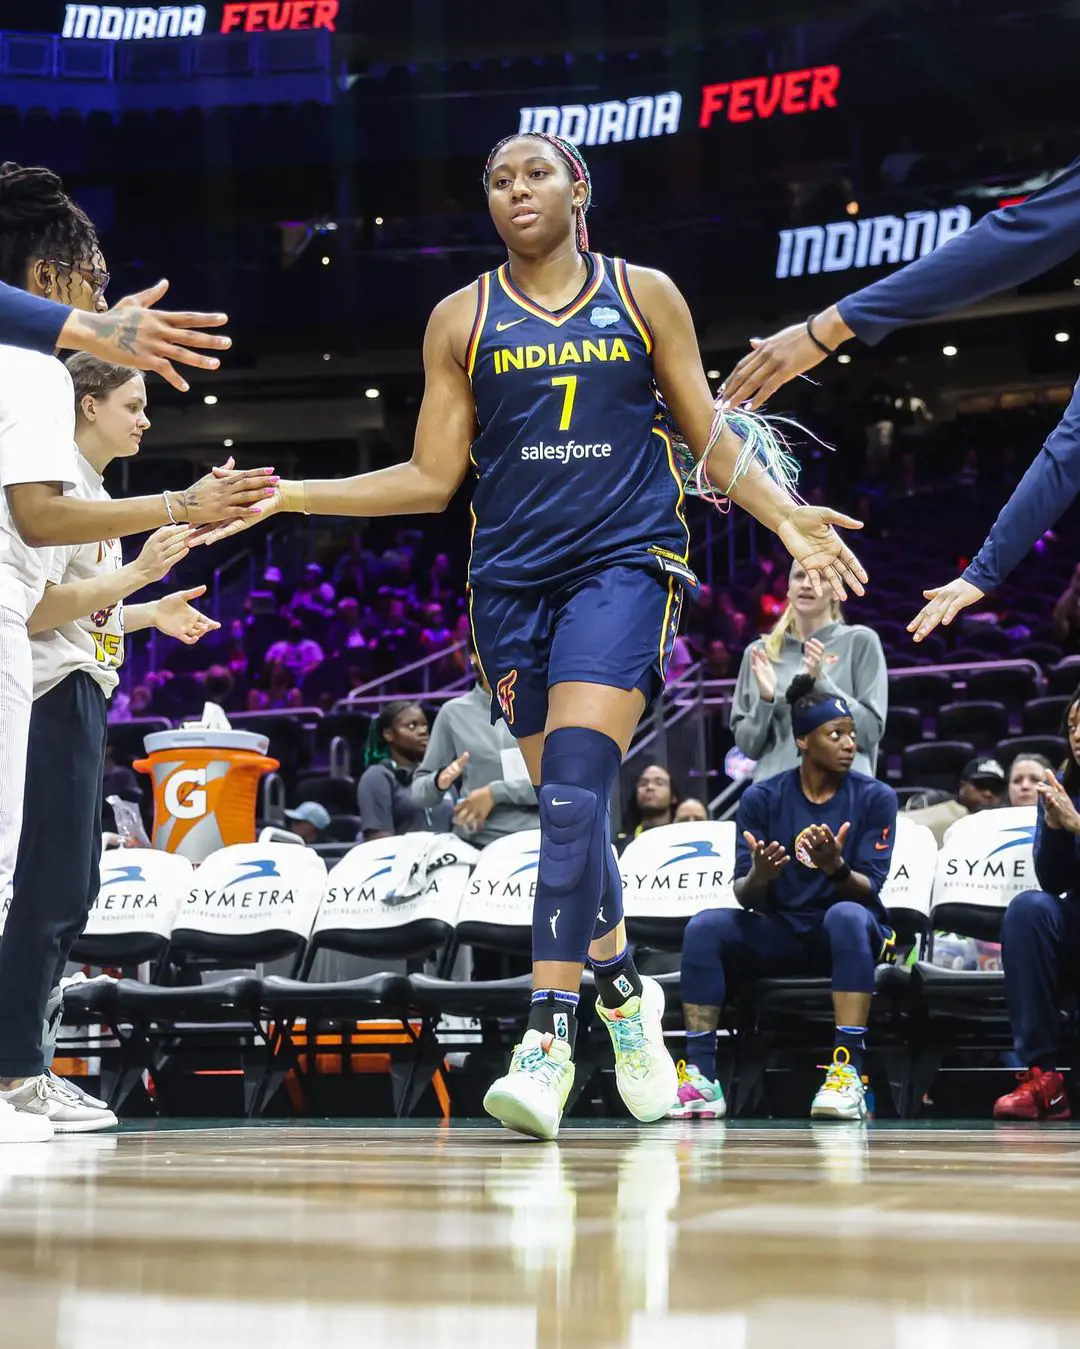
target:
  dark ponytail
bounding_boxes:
[0,161,99,300]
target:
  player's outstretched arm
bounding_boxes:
[632,265,865,600]
[723,157,1080,409]
[908,377,1080,639]
[189,290,478,546]
[58,280,231,393]
[8,460,275,549]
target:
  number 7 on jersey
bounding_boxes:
[550,375,578,432]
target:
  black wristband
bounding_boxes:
[805,313,836,357]
[829,860,852,885]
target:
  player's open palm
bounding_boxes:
[907,576,985,642]
[181,457,279,526]
[155,585,221,646]
[777,504,867,601]
[803,821,850,872]
[134,525,192,586]
[744,832,790,885]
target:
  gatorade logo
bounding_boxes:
[163,768,207,820]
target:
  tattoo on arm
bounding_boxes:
[181,484,199,521]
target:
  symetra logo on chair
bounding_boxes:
[100,866,145,888]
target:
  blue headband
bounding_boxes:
[793,695,853,739]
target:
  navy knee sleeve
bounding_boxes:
[823,901,877,995]
[533,726,622,964]
[592,819,624,941]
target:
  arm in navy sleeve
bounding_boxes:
[830,783,897,903]
[1032,796,1080,896]
[0,282,70,354]
[838,158,1080,346]
[962,378,1080,593]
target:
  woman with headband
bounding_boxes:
[199,132,866,1140]
[674,672,897,1123]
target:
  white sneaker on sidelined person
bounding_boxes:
[0,1074,117,1134]
[596,976,678,1123]
[0,1096,53,1143]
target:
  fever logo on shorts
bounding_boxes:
[496,669,518,726]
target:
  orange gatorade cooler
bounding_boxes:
[134,729,280,863]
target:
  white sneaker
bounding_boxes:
[0,1074,118,1134]
[483,1030,575,1141]
[810,1049,868,1121]
[596,976,678,1123]
[47,1070,109,1112]
[0,1096,53,1143]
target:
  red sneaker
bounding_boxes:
[993,1068,1071,1121]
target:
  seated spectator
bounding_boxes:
[283,801,331,845]
[702,638,732,680]
[248,663,301,711]
[675,798,709,823]
[428,552,455,603]
[412,643,538,846]
[288,563,335,619]
[1009,754,1055,808]
[731,560,887,782]
[418,602,454,655]
[673,673,897,1122]
[200,664,236,710]
[714,591,750,651]
[993,689,1080,1121]
[357,700,451,840]
[265,621,325,678]
[617,764,682,852]
[326,598,368,656]
[332,533,375,597]
[907,757,1007,845]
[1052,564,1080,651]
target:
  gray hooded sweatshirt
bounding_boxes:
[730,619,888,783]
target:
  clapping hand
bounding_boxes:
[801,637,825,680]
[801,822,850,873]
[750,647,777,702]
[743,831,790,886]
[1037,770,1080,834]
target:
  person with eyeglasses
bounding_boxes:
[0,162,271,1144]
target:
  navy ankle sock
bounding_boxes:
[591,945,644,1010]
[528,990,579,1053]
[835,1025,866,1075]
[685,1029,717,1080]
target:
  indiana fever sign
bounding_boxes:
[519,64,841,146]
[776,205,973,279]
[61,0,338,38]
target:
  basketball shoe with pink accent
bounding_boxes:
[667,1060,727,1119]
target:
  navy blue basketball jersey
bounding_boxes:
[465,253,691,590]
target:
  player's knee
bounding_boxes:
[823,901,871,948]
[538,784,604,895]
[682,906,737,960]
[1004,889,1059,939]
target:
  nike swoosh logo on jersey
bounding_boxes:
[874,842,890,851]
[1051,1095,1065,1105]
[495,317,527,331]
[551,798,572,806]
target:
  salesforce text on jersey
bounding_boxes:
[521,442,613,464]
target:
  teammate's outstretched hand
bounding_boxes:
[59,279,231,393]
[777,504,866,601]
[154,585,222,646]
[187,462,285,546]
[133,525,193,586]
[907,576,985,642]
[721,307,855,410]
[175,456,280,535]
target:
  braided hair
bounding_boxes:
[483,133,592,250]
[0,161,99,303]
[363,699,422,768]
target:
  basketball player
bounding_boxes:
[673,673,897,1122]
[719,156,1080,640]
[0,354,220,1134]
[0,162,270,1142]
[197,133,866,1140]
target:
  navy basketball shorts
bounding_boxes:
[469,563,685,739]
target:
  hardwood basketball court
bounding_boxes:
[0,1119,1076,1347]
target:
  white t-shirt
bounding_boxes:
[31,453,124,700]
[0,345,78,621]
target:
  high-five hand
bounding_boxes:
[743,831,790,885]
[133,526,193,586]
[171,456,279,531]
[59,279,231,393]
[153,585,221,646]
[721,307,855,411]
[907,576,985,642]
[777,504,867,601]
